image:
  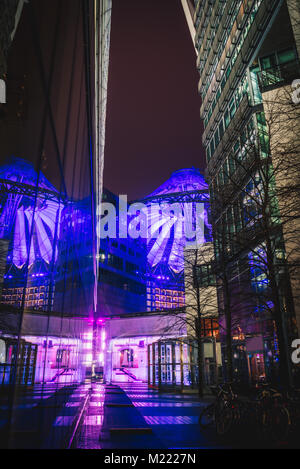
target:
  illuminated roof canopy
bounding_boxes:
[0,157,58,192]
[139,168,211,275]
[0,158,63,268]
[147,167,208,197]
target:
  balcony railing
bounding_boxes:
[256,60,300,93]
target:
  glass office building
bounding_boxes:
[0,0,112,448]
[183,0,300,385]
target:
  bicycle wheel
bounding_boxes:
[232,399,247,425]
[199,404,215,428]
[215,405,233,436]
[260,406,290,442]
[270,406,291,442]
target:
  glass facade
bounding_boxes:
[190,0,300,386]
[148,339,199,390]
[0,0,112,448]
[148,338,221,390]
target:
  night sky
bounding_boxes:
[104,0,205,201]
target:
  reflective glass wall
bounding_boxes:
[0,0,104,448]
[148,338,222,391]
[148,340,199,390]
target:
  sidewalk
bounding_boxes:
[76,382,220,449]
[0,382,90,449]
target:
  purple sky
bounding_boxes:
[103,0,205,201]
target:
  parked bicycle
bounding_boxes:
[251,384,291,442]
[199,382,246,436]
[199,382,300,444]
[284,387,300,435]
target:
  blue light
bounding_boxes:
[148,168,208,196]
[0,158,64,269]
[142,168,211,274]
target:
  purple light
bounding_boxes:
[0,158,64,269]
[12,200,63,268]
[147,168,208,197]
[139,169,211,274]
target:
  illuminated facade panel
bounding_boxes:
[139,168,211,312]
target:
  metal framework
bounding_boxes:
[132,189,209,206]
[0,178,68,203]
[138,169,211,275]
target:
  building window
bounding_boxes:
[194,264,215,287]
[125,261,138,275]
[107,254,123,270]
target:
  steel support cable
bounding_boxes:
[28,3,68,200]
[6,0,63,448]
[51,1,94,444]
[81,0,98,318]
[59,2,91,317]
[60,65,85,329]
[67,387,91,449]
[29,1,96,334]
[28,1,89,447]
[28,2,65,449]
[55,2,91,388]
[82,0,103,385]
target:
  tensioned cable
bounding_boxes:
[28,1,66,447]
[7,0,63,448]
[29,1,96,321]
[27,1,90,446]
[82,0,98,321]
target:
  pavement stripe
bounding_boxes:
[132,402,204,407]
[124,394,155,397]
[84,415,104,426]
[144,416,199,425]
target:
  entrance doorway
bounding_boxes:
[120,348,134,368]
[247,353,266,384]
[110,337,154,383]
